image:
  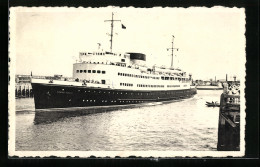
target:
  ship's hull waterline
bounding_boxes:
[32,83,197,110]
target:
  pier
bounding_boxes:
[15,74,66,98]
[15,75,33,98]
[217,83,240,151]
[15,83,33,98]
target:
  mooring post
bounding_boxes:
[23,85,26,97]
[15,86,17,97]
[19,85,21,97]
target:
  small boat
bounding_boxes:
[205,101,220,107]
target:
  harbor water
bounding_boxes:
[15,90,222,151]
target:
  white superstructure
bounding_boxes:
[73,51,192,91]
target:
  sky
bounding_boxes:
[11,7,245,80]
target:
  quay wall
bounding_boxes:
[15,83,33,98]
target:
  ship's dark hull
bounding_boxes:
[32,83,197,110]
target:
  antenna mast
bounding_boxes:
[167,35,179,68]
[104,12,121,52]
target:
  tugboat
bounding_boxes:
[31,13,197,110]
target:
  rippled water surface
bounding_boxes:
[15,90,222,151]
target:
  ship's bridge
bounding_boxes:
[78,51,130,65]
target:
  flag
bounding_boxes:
[121,24,126,29]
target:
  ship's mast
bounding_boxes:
[104,12,121,52]
[167,35,179,68]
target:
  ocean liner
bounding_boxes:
[31,13,197,110]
